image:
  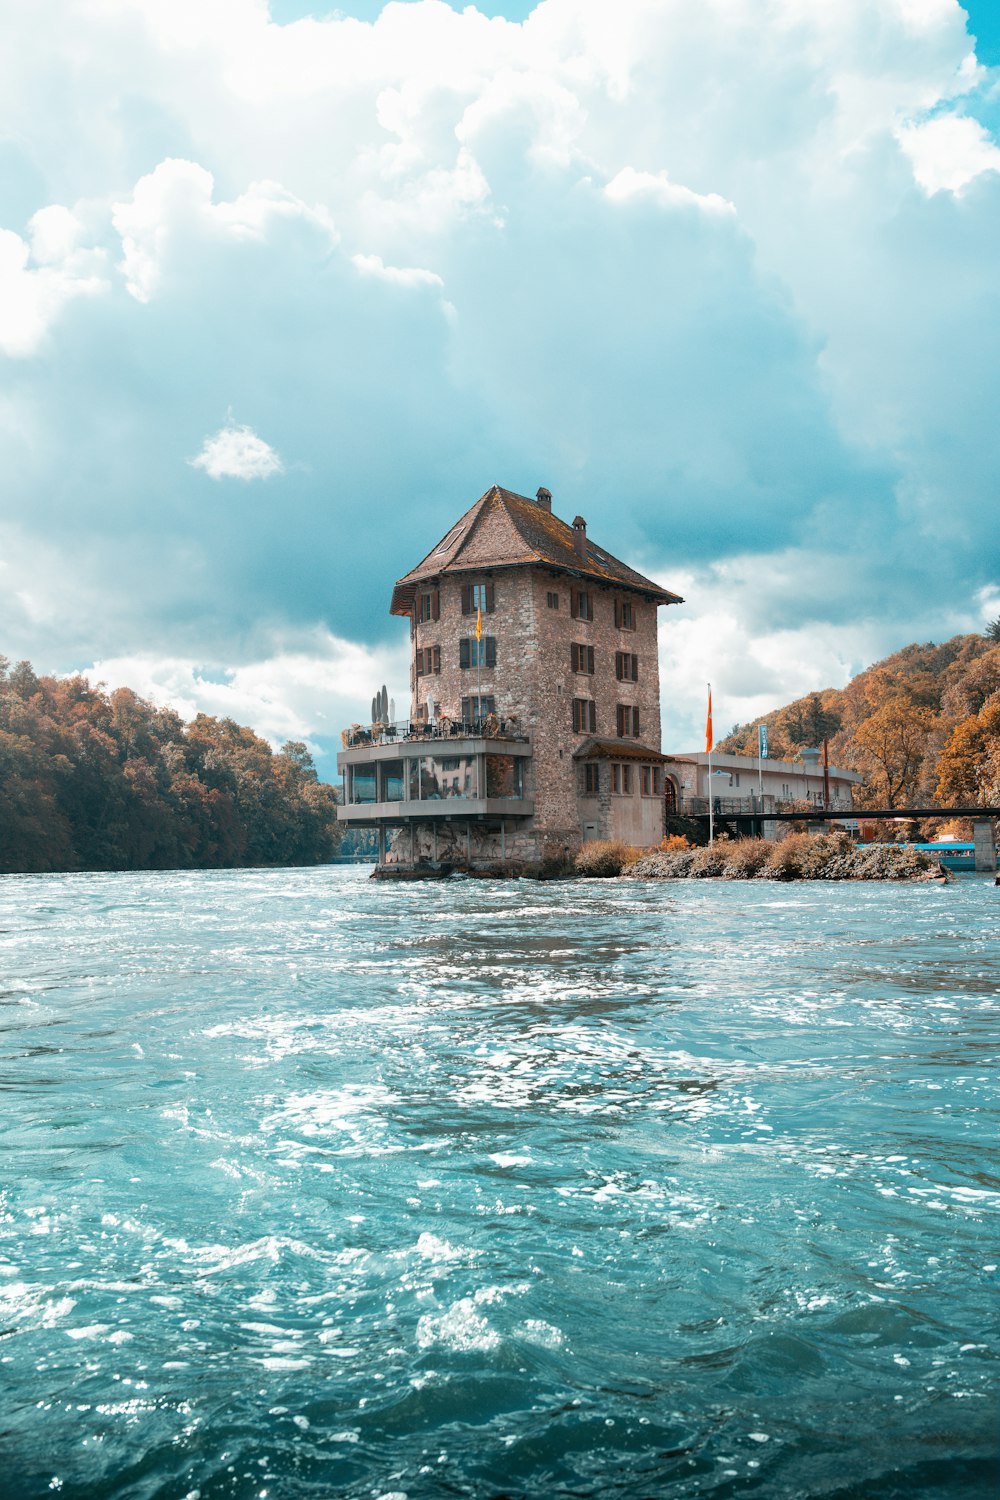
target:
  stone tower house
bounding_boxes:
[337,484,683,872]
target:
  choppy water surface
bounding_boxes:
[1,869,998,1500]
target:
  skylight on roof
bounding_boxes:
[435,523,466,553]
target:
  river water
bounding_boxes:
[1,868,997,1499]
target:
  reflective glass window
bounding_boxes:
[486,755,523,799]
[351,764,377,803]
[381,760,404,802]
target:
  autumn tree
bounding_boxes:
[935,693,1000,805]
[845,694,934,807]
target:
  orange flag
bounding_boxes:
[476,606,483,641]
[705,685,713,752]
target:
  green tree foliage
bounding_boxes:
[0,659,341,873]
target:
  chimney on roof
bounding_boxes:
[572,515,587,558]
[536,486,552,513]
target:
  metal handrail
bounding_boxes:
[681,795,856,816]
[343,718,529,749]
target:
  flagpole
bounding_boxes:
[707,681,714,846]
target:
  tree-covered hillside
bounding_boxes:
[718,631,1000,809]
[0,658,341,873]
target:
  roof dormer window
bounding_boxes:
[435,523,467,554]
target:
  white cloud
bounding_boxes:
[1,0,999,767]
[0,210,107,357]
[604,166,736,217]
[82,630,411,763]
[896,112,1000,193]
[190,422,284,480]
[657,546,995,750]
[351,252,444,289]
[112,158,336,302]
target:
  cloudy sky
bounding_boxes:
[3,0,999,774]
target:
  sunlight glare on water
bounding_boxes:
[1,868,997,1499]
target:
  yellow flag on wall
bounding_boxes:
[476,606,482,641]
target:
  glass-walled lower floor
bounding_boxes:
[347,752,525,806]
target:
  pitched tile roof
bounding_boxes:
[572,736,671,764]
[390,484,683,616]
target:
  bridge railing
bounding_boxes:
[681,795,856,817]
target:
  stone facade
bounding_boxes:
[338,484,682,871]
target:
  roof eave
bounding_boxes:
[573,738,670,763]
[394,556,682,605]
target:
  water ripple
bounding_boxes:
[0,869,996,1498]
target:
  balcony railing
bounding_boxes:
[342,715,528,749]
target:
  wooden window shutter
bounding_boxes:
[485,637,496,668]
[433,645,441,674]
[571,643,579,671]
[432,589,440,621]
[485,582,495,613]
[461,584,472,615]
[460,638,470,669]
[570,591,579,619]
[632,654,639,681]
[633,707,641,737]
[416,649,424,677]
[614,599,622,628]
[587,646,594,674]
[588,701,597,732]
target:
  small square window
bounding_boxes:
[546,591,559,610]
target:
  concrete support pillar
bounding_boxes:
[377,824,387,864]
[972,819,996,873]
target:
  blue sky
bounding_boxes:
[2,0,999,775]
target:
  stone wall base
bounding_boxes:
[377,820,580,877]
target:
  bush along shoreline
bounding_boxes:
[575,833,948,882]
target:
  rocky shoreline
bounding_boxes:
[373,833,951,881]
[581,833,948,882]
